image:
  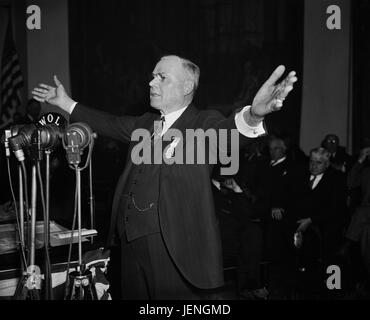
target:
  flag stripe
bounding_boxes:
[0,12,24,129]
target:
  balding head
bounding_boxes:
[149,55,200,114]
[309,147,330,175]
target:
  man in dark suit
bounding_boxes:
[32,55,297,299]
[265,147,346,297]
[287,147,347,265]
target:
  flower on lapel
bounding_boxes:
[164,137,181,159]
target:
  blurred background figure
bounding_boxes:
[235,140,271,300]
[263,134,304,298]
[211,157,270,300]
[337,146,370,297]
[321,134,354,174]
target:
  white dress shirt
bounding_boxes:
[310,173,323,189]
[270,156,287,167]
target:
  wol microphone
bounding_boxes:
[31,124,63,161]
[63,122,96,165]
[8,124,37,161]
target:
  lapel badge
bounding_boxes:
[164,137,181,159]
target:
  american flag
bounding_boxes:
[0,14,24,129]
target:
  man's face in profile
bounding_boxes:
[309,154,329,175]
[149,56,186,114]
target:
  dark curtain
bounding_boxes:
[352,0,370,154]
[68,0,303,133]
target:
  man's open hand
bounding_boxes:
[31,75,76,113]
[250,65,297,118]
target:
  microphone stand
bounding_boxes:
[76,167,82,272]
[64,127,97,300]
[28,164,42,298]
[4,136,30,299]
[14,163,41,300]
[65,167,97,300]
[88,158,95,244]
[18,165,25,260]
[43,150,53,299]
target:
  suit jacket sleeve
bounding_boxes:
[200,107,265,156]
[70,103,138,143]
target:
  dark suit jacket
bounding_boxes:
[70,103,258,289]
[269,157,295,211]
[286,167,347,255]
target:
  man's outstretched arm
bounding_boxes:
[32,75,137,143]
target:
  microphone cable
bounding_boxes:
[6,157,27,270]
[63,179,78,299]
[20,160,30,265]
[36,161,53,300]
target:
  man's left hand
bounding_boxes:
[250,65,297,119]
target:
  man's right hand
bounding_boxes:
[31,75,76,114]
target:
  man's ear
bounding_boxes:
[184,80,194,96]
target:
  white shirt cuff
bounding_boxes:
[69,102,78,114]
[234,105,265,138]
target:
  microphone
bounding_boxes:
[63,122,96,165]
[8,124,37,161]
[31,124,63,161]
[2,125,23,158]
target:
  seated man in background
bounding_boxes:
[266,147,346,298]
[286,147,347,297]
[288,147,347,260]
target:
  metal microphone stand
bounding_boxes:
[65,166,97,300]
[4,132,31,299]
[43,150,53,299]
[64,128,97,300]
[89,160,95,244]
[13,163,41,300]
[18,165,25,262]
[28,164,42,296]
